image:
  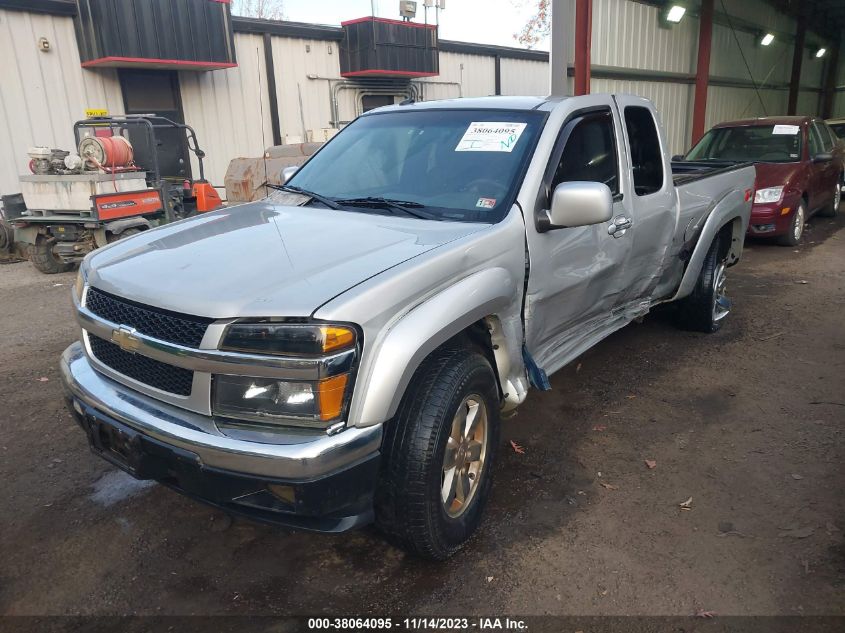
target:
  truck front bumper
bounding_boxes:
[60,342,382,532]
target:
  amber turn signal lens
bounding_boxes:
[780,207,791,216]
[318,373,349,420]
[320,326,355,353]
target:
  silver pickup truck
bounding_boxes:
[61,94,754,559]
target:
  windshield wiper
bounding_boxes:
[268,184,343,210]
[335,197,439,220]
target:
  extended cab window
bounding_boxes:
[624,106,664,195]
[551,112,619,195]
[287,109,543,223]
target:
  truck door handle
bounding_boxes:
[607,215,632,237]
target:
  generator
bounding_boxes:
[8,115,223,274]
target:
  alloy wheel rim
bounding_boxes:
[794,206,804,241]
[712,261,730,323]
[441,394,488,518]
[835,183,841,211]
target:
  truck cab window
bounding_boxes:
[624,106,664,196]
[551,113,619,195]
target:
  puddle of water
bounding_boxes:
[89,469,156,507]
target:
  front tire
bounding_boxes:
[375,346,500,560]
[675,233,730,333]
[777,202,805,246]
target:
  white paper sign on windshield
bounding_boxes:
[456,122,527,152]
[772,125,800,135]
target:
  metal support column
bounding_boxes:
[691,0,713,145]
[573,0,592,96]
[787,14,806,116]
[550,0,573,96]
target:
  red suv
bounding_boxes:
[683,116,843,245]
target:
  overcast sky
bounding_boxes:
[278,0,548,50]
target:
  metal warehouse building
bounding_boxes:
[1,0,843,196]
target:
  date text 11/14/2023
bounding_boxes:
[307,617,529,630]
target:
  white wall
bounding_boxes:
[179,33,273,189]
[419,52,496,99]
[0,8,124,195]
[500,58,550,96]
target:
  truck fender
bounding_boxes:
[349,267,524,428]
[671,188,748,302]
[104,217,152,236]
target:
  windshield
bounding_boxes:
[830,123,845,140]
[286,108,545,222]
[686,124,803,163]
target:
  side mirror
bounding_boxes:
[281,165,298,183]
[538,181,613,232]
[812,152,833,163]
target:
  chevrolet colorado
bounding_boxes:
[61,94,754,559]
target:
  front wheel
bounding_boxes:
[675,233,730,333]
[375,346,500,560]
[777,202,805,246]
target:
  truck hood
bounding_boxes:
[86,200,487,319]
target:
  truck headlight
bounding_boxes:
[220,322,355,356]
[74,266,87,302]
[754,186,784,204]
[213,373,349,427]
[215,321,358,429]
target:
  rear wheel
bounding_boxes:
[675,233,730,333]
[30,235,72,274]
[818,178,841,218]
[375,346,500,560]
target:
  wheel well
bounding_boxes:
[719,219,739,263]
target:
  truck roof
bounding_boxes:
[713,115,813,128]
[369,95,567,114]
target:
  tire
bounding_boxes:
[375,345,500,560]
[818,177,841,218]
[675,233,730,333]
[777,201,805,246]
[30,235,72,274]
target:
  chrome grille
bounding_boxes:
[88,334,194,396]
[85,287,211,348]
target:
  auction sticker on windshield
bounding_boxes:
[456,122,527,152]
[772,125,800,135]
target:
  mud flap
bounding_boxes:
[522,346,551,391]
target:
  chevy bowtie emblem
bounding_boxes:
[111,325,140,353]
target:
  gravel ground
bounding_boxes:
[0,213,843,620]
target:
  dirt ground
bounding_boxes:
[0,213,843,621]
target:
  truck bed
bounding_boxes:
[671,160,753,186]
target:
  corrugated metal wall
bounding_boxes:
[591,0,697,73]
[418,52,496,99]
[0,8,124,194]
[179,33,273,189]
[500,58,550,96]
